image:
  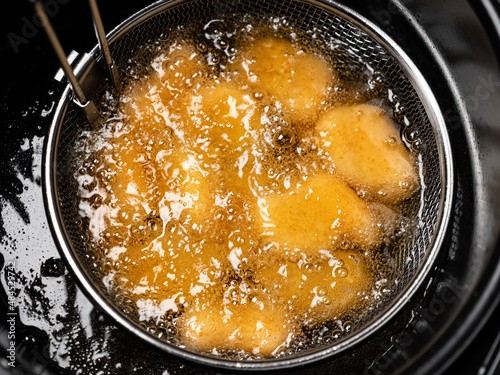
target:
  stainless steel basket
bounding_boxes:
[43,0,453,370]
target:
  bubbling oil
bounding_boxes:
[73,15,419,359]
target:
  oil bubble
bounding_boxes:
[412,138,423,152]
[216,37,229,49]
[343,320,353,332]
[207,140,231,158]
[384,136,397,146]
[253,91,264,100]
[208,52,221,65]
[165,220,178,233]
[272,128,296,149]
[303,263,314,274]
[280,18,291,29]
[226,46,237,56]
[197,41,208,53]
[404,127,419,142]
[148,217,162,232]
[334,267,348,278]
[340,240,351,250]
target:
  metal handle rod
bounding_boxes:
[34,1,88,104]
[88,0,121,90]
[34,1,99,124]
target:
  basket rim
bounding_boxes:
[42,0,454,370]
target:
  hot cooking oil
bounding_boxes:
[72,14,419,358]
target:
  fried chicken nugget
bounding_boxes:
[316,103,419,204]
[241,35,334,125]
[179,287,292,356]
[253,250,373,319]
[183,81,265,192]
[184,82,262,150]
[256,172,382,253]
[105,150,223,316]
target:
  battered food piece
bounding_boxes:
[252,250,373,319]
[110,142,211,226]
[122,41,208,149]
[113,234,230,321]
[179,287,292,356]
[256,172,382,253]
[183,82,266,193]
[241,35,334,126]
[155,41,207,105]
[316,103,419,204]
[184,82,261,155]
[103,147,222,316]
[156,148,211,223]
[102,80,218,313]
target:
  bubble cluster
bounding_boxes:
[72,15,419,359]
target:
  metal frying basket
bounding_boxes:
[43,0,453,370]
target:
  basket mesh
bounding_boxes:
[52,0,443,361]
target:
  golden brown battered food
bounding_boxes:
[179,286,292,356]
[102,148,225,312]
[119,237,231,314]
[241,35,334,126]
[252,250,373,319]
[316,103,419,204]
[255,172,382,253]
[182,82,262,159]
[155,41,208,105]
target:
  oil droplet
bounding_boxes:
[40,258,65,277]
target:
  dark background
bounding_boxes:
[1,1,500,374]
